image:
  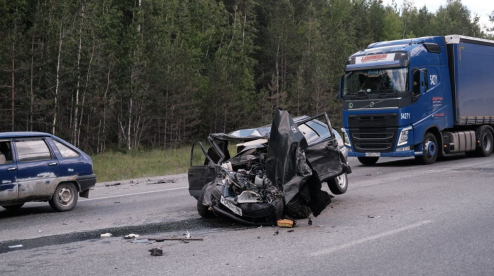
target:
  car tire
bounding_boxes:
[358,157,379,165]
[49,182,79,212]
[327,173,348,195]
[197,187,215,218]
[415,132,438,165]
[2,203,25,210]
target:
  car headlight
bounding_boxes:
[341,128,351,147]
[397,126,412,146]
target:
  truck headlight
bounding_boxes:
[397,126,412,146]
[341,128,351,147]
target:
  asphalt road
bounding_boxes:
[1,154,494,275]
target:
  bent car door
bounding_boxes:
[0,140,18,202]
[300,114,344,182]
[14,138,60,200]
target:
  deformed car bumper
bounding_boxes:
[77,174,96,198]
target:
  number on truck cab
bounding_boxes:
[401,113,410,120]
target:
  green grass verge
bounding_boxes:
[91,146,204,182]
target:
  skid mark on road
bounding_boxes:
[80,186,188,201]
[310,220,433,256]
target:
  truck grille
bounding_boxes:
[350,128,398,152]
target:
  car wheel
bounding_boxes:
[327,173,348,195]
[415,132,438,165]
[2,203,25,210]
[49,182,79,212]
[358,157,379,165]
[197,186,215,218]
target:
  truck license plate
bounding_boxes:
[220,195,242,216]
[365,152,381,157]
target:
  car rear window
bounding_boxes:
[53,140,80,158]
[15,139,53,162]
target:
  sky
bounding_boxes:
[382,0,494,33]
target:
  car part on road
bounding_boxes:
[100,233,112,238]
[189,109,352,226]
[277,219,296,228]
[149,248,163,256]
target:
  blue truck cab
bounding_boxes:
[340,35,494,165]
[0,132,96,211]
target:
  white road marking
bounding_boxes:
[80,187,188,201]
[310,220,433,256]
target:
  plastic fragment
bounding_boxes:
[124,234,139,239]
[277,219,296,228]
[308,218,313,225]
[132,239,149,243]
[8,244,23,249]
[100,233,112,238]
[287,230,294,233]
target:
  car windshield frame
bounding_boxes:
[343,67,409,95]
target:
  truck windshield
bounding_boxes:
[344,68,408,95]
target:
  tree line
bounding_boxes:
[1,0,492,154]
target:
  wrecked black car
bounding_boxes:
[188,109,351,226]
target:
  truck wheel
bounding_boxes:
[197,187,215,218]
[49,182,79,212]
[2,203,24,210]
[357,157,379,165]
[327,173,348,195]
[416,132,438,165]
[474,127,493,157]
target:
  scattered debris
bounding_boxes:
[308,218,313,225]
[142,237,203,242]
[124,234,140,239]
[132,239,149,243]
[277,219,296,228]
[287,230,295,233]
[62,222,68,225]
[147,179,175,185]
[8,244,23,249]
[149,248,163,256]
[273,230,279,235]
[367,215,380,218]
[38,230,43,233]
[184,230,191,239]
[114,202,120,204]
[365,174,372,176]
[100,233,112,238]
[105,182,121,187]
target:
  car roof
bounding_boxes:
[0,131,52,139]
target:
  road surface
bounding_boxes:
[1,154,494,275]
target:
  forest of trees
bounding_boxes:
[1,0,493,154]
